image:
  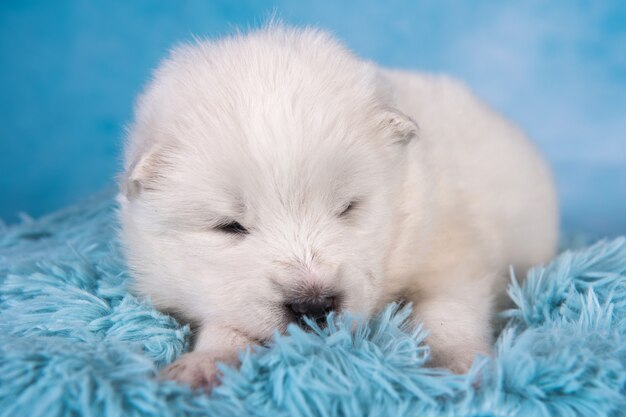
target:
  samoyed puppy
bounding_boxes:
[118,26,558,389]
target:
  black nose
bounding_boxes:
[288,295,337,326]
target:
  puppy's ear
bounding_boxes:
[377,108,419,146]
[120,146,169,199]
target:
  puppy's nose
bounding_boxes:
[288,295,337,326]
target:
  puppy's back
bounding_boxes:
[383,69,558,277]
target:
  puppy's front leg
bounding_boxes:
[161,323,252,390]
[413,283,494,374]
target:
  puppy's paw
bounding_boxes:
[161,351,238,390]
[429,342,490,374]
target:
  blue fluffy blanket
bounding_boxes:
[1,192,625,417]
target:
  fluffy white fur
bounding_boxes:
[118,26,558,388]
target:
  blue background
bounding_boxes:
[1,1,625,238]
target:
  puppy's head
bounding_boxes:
[119,27,417,341]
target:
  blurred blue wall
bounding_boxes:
[1,1,625,238]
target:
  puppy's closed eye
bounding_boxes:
[215,221,249,235]
[338,201,359,218]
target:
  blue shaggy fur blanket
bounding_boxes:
[1,192,625,417]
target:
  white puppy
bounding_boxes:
[118,26,558,388]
